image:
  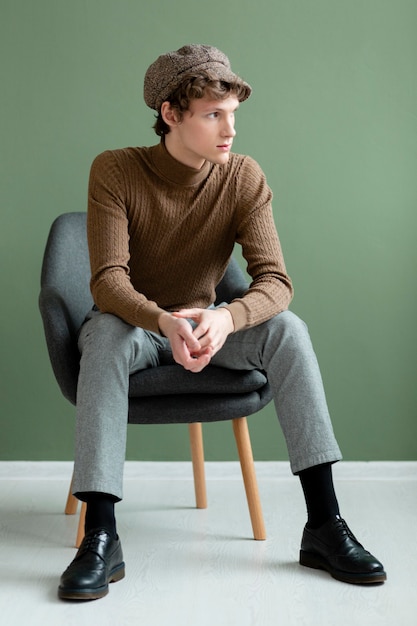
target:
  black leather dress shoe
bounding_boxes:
[58,528,125,600]
[299,515,386,584]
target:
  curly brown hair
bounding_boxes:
[153,70,250,136]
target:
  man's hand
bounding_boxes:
[158,308,234,373]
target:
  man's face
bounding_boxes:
[164,94,239,169]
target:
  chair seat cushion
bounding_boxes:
[129,365,267,397]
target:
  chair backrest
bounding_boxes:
[215,255,249,305]
[39,213,91,403]
[39,212,249,405]
[40,212,92,333]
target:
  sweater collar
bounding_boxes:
[150,140,212,186]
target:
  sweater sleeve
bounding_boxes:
[224,156,294,331]
[87,151,165,332]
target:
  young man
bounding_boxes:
[58,44,386,600]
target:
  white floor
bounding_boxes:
[0,461,416,626]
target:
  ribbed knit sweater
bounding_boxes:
[87,140,293,334]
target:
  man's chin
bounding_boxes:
[208,152,231,166]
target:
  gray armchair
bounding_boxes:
[39,212,272,546]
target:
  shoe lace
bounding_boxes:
[333,516,361,546]
[77,530,107,558]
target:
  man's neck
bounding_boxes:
[163,134,206,170]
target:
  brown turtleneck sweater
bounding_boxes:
[87,141,293,334]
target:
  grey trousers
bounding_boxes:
[73,309,342,500]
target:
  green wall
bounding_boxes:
[1,0,416,462]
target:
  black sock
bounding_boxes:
[81,492,117,539]
[298,463,340,529]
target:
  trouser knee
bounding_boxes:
[78,309,164,374]
[268,310,308,336]
[262,310,312,364]
[78,311,138,364]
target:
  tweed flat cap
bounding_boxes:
[144,44,252,111]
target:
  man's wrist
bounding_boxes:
[158,311,171,336]
[218,306,235,333]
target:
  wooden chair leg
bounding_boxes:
[64,476,79,515]
[232,417,266,541]
[188,422,207,509]
[64,472,86,548]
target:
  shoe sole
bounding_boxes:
[58,562,126,600]
[299,550,387,585]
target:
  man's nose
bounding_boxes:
[222,118,236,137]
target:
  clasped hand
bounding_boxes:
[158,307,234,373]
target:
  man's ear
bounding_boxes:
[161,102,180,129]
